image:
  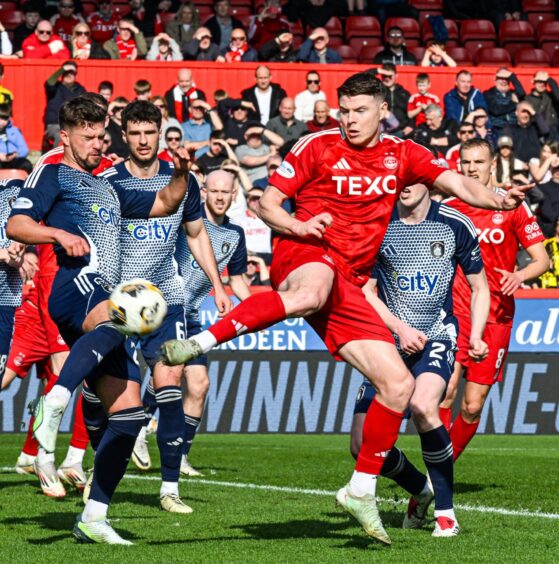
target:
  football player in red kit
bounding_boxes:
[440,138,548,458]
[161,72,532,545]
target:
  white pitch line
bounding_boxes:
[2,467,558,521]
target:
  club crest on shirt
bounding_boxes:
[383,155,398,170]
[492,212,504,225]
[222,241,231,254]
[430,241,445,258]
[7,196,16,209]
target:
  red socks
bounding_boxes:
[356,398,404,475]
[208,290,287,345]
[70,394,89,450]
[450,413,480,461]
[439,407,453,432]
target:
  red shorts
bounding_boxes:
[456,315,512,385]
[36,274,68,354]
[271,238,394,359]
[6,299,51,377]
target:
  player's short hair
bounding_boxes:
[59,97,106,130]
[337,71,388,103]
[134,79,151,95]
[121,100,162,131]
[459,138,495,160]
[416,72,430,83]
[81,91,109,111]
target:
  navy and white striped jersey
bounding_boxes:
[100,161,202,305]
[0,178,24,306]
[180,206,247,316]
[374,201,483,351]
[9,164,156,285]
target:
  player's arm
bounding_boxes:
[149,148,192,217]
[258,185,332,238]
[496,242,549,296]
[464,269,490,361]
[362,278,427,355]
[229,274,252,301]
[184,218,232,316]
[433,169,532,211]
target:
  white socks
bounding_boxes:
[137,425,147,441]
[82,499,108,523]
[160,481,179,497]
[192,331,217,354]
[46,385,71,408]
[61,446,85,467]
[434,508,456,521]
[37,447,55,465]
[349,470,377,497]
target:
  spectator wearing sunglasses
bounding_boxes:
[44,60,86,145]
[183,27,220,61]
[525,71,559,136]
[294,71,327,122]
[69,22,109,59]
[297,27,342,64]
[22,20,70,59]
[373,26,417,66]
[158,126,183,162]
[217,28,257,63]
[51,0,84,43]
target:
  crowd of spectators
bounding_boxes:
[2,0,559,287]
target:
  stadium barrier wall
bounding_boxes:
[6,59,559,151]
[2,295,558,435]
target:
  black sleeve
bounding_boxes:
[509,73,526,100]
[258,40,278,61]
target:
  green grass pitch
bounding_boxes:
[0,434,558,563]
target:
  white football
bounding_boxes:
[108,279,167,336]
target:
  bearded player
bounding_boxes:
[439,138,548,459]
[161,72,531,545]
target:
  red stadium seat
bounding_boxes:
[113,5,131,17]
[460,19,496,43]
[338,45,358,64]
[523,0,556,12]
[499,20,536,46]
[537,20,559,44]
[322,17,343,39]
[158,12,175,27]
[359,44,385,63]
[0,2,17,10]
[384,17,421,41]
[463,39,498,56]
[408,46,426,61]
[474,47,512,66]
[552,49,559,67]
[409,0,443,8]
[348,37,382,52]
[0,9,22,30]
[231,6,251,16]
[504,42,537,58]
[327,36,344,48]
[230,0,253,7]
[541,42,559,59]
[81,1,96,16]
[345,16,382,41]
[514,47,551,66]
[446,47,473,65]
[421,18,459,47]
[527,12,556,30]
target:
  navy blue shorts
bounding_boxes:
[139,304,187,368]
[48,268,140,384]
[0,305,15,382]
[353,340,455,415]
[186,315,207,367]
[49,269,114,347]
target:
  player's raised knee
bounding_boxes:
[461,398,483,422]
[283,287,328,317]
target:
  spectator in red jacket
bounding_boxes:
[249,0,290,50]
[22,20,71,59]
[87,0,120,44]
[306,100,339,133]
[50,0,84,42]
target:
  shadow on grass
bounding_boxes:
[114,491,207,508]
[454,482,498,494]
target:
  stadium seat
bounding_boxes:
[348,37,382,52]
[359,44,385,63]
[338,45,359,64]
[523,0,556,12]
[0,169,27,180]
[464,40,498,56]
[158,12,175,27]
[345,16,382,41]
[514,47,551,66]
[230,0,253,7]
[408,46,426,61]
[527,12,556,30]
[327,36,344,48]
[113,5,131,17]
[460,19,497,43]
[447,47,473,65]
[0,9,22,30]
[384,17,421,42]
[0,2,17,10]
[421,18,459,47]
[537,20,559,44]
[474,47,512,66]
[552,49,559,67]
[409,0,443,8]
[499,20,536,46]
[81,1,96,16]
[541,42,559,59]
[504,42,536,58]
[231,6,251,16]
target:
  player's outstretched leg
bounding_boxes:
[161,291,287,365]
[33,320,127,453]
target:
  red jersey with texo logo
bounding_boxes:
[87,12,120,43]
[269,130,447,286]
[447,192,544,326]
[407,92,441,126]
[51,14,83,42]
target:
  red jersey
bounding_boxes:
[22,33,71,59]
[87,12,120,43]
[36,244,58,278]
[445,144,461,173]
[269,130,446,285]
[51,14,83,42]
[157,149,174,162]
[407,92,440,126]
[448,192,544,325]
